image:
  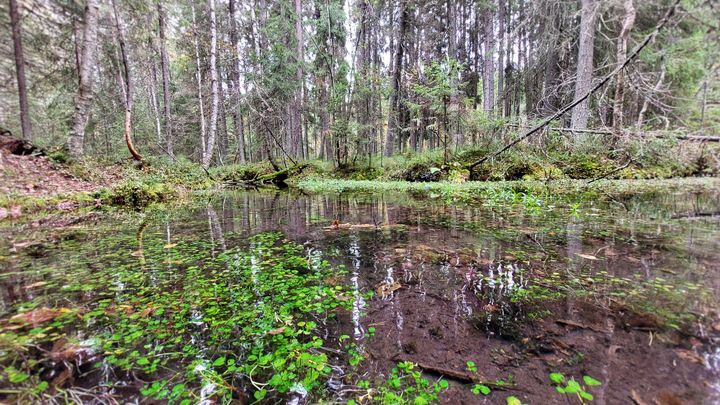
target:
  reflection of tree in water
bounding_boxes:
[473,262,527,340]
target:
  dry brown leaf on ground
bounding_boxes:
[9,307,72,325]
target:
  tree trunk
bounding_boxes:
[385,0,407,156]
[68,0,99,158]
[203,0,219,169]
[8,0,31,141]
[157,1,174,157]
[293,0,304,160]
[482,5,495,116]
[612,0,636,133]
[148,56,162,144]
[228,0,246,162]
[497,0,505,113]
[112,0,142,162]
[145,14,162,144]
[217,69,229,164]
[191,3,207,157]
[636,64,665,127]
[570,0,599,130]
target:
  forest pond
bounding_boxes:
[2,187,720,404]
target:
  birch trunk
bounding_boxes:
[570,0,599,130]
[191,3,207,157]
[612,0,636,133]
[482,5,495,116]
[203,0,219,169]
[68,0,99,158]
[228,0,246,162]
[157,1,174,157]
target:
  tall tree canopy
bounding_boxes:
[0,0,717,166]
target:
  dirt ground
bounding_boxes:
[0,144,118,220]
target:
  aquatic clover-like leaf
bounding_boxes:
[564,378,581,394]
[583,375,602,386]
[472,384,491,395]
[506,396,522,405]
[549,372,565,384]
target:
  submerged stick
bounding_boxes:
[392,355,515,390]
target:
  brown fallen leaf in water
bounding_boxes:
[51,369,72,389]
[630,389,649,405]
[376,281,402,297]
[24,281,49,289]
[10,307,72,325]
[654,391,686,405]
[575,253,599,260]
[268,327,286,335]
[140,306,156,318]
[675,349,706,366]
[163,243,178,249]
[608,345,623,355]
[49,339,97,366]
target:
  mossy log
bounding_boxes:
[238,163,307,186]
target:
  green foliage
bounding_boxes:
[356,362,449,404]
[2,232,353,402]
[471,384,491,396]
[548,372,601,402]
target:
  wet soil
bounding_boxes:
[330,226,717,404]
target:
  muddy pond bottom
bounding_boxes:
[1,187,720,404]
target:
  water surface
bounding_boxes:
[1,188,719,404]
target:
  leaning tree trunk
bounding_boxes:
[9,0,32,141]
[68,0,99,158]
[112,0,142,163]
[157,0,174,157]
[570,0,599,130]
[203,0,219,169]
[612,0,636,134]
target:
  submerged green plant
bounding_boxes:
[1,232,353,403]
[549,372,601,402]
[352,361,449,404]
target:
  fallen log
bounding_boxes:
[0,128,42,156]
[392,354,517,390]
[228,163,307,187]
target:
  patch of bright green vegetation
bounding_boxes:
[350,362,449,405]
[1,232,354,403]
[549,372,602,402]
